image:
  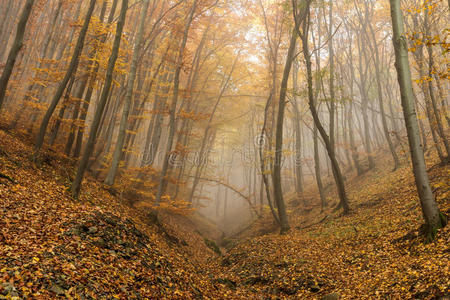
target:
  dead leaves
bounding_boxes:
[1,127,449,299]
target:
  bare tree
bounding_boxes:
[297,0,350,214]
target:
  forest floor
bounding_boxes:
[0,126,449,299]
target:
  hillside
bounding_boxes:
[0,128,231,299]
[2,0,450,298]
[1,126,449,299]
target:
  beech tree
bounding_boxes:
[104,0,150,185]
[389,0,446,237]
[0,0,35,112]
[296,0,350,214]
[71,0,128,198]
[155,0,198,205]
[33,0,97,158]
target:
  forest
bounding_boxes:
[0,0,449,298]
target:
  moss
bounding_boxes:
[204,238,221,255]
[423,213,447,243]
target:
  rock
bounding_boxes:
[88,226,98,234]
[50,284,65,295]
[214,278,236,290]
[309,285,320,293]
[1,283,19,297]
[93,237,107,248]
[320,292,340,300]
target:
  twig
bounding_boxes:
[0,172,15,183]
[186,175,261,218]
[296,215,329,230]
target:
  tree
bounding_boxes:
[104,0,150,185]
[272,27,297,233]
[365,7,400,171]
[0,0,35,112]
[71,0,128,198]
[33,0,97,158]
[389,0,446,238]
[155,0,198,205]
[297,0,350,215]
[73,0,118,159]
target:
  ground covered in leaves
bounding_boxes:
[1,127,449,299]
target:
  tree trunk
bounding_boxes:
[105,0,150,185]
[328,0,336,149]
[34,0,96,157]
[272,28,297,234]
[356,33,375,170]
[65,77,89,156]
[73,0,116,159]
[155,0,198,204]
[71,0,128,198]
[389,0,445,238]
[300,8,350,215]
[292,59,304,199]
[0,0,34,112]
[367,22,400,170]
[313,124,327,209]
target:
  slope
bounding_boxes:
[1,125,449,299]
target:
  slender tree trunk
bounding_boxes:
[105,0,150,185]
[356,33,375,170]
[389,0,445,237]
[259,92,280,225]
[34,0,96,157]
[367,23,400,170]
[73,0,117,159]
[49,77,76,145]
[71,0,128,198]
[292,59,304,199]
[0,0,34,112]
[328,0,336,149]
[155,0,198,204]
[65,77,89,156]
[272,28,297,233]
[300,8,349,215]
[313,124,327,209]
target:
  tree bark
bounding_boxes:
[300,6,350,215]
[272,28,297,234]
[34,0,96,157]
[71,0,128,198]
[0,0,34,112]
[292,59,304,200]
[155,0,198,204]
[389,0,445,238]
[105,0,150,185]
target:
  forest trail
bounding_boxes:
[1,126,449,299]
